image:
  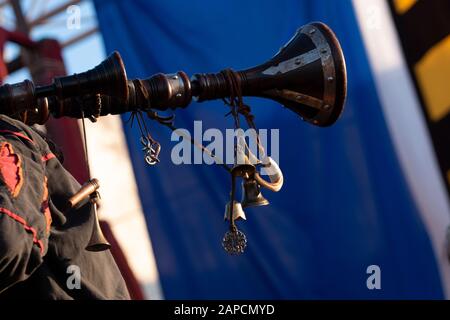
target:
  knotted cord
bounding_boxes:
[220,69,266,162]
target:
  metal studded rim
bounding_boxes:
[300,24,337,121]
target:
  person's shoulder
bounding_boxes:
[0,115,48,152]
[0,114,28,130]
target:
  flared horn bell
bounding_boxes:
[35,51,129,102]
[241,178,270,208]
[246,22,347,126]
[192,22,347,127]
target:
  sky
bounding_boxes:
[4,0,106,83]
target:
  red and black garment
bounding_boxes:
[0,115,130,299]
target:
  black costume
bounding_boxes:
[0,115,130,299]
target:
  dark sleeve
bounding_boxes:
[43,150,131,300]
[0,133,49,294]
[0,115,130,299]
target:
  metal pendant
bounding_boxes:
[140,134,161,165]
[222,228,247,255]
[224,201,246,221]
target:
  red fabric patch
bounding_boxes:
[0,143,23,197]
[0,130,34,144]
[41,153,56,162]
[41,177,52,235]
[0,207,44,255]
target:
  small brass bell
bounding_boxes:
[66,179,111,252]
[224,201,246,221]
[86,198,111,252]
[241,178,269,208]
[231,163,256,178]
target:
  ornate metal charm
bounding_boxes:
[140,134,161,165]
[222,228,247,255]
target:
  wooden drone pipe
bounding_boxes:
[0,22,347,128]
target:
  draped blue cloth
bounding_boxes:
[94,0,444,299]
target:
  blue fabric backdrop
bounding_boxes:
[94,0,444,299]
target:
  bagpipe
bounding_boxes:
[0,22,347,254]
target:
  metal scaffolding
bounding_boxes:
[3,0,98,75]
